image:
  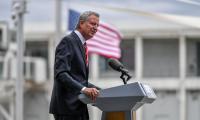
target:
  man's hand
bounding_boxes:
[82,88,99,101]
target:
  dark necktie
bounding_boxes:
[84,43,88,66]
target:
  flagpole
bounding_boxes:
[12,0,26,120]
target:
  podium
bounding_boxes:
[79,82,156,120]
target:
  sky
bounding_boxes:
[0,0,200,31]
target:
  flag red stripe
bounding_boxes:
[89,51,119,59]
[88,37,119,47]
[87,43,120,53]
[98,26,120,38]
[99,23,122,39]
[88,47,121,58]
[97,28,120,40]
[94,32,120,43]
[87,21,122,59]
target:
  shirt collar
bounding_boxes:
[74,30,86,45]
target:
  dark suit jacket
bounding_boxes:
[49,32,99,116]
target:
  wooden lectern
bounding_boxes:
[104,111,136,120]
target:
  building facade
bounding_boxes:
[1,7,200,120]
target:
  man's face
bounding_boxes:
[79,15,99,40]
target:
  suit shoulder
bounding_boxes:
[57,34,74,47]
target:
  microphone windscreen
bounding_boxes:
[108,58,124,71]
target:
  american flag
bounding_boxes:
[68,9,122,59]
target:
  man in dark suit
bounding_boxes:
[49,11,100,120]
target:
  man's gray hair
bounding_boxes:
[75,11,99,29]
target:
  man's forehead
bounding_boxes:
[88,15,99,21]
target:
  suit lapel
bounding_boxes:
[71,32,86,64]
[71,32,88,77]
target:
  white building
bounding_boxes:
[0,0,200,120]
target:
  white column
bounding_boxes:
[48,38,55,120]
[55,0,62,46]
[135,36,143,79]
[135,36,143,120]
[49,38,55,83]
[88,104,102,120]
[179,36,186,79]
[179,35,187,120]
[90,54,99,81]
[89,54,101,120]
[25,57,31,80]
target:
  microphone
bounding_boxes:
[108,58,132,79]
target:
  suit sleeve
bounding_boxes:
[54,37,84,91]
[88,82,101,90]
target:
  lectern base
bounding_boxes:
[101,111,136,120]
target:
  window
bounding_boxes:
[0,29,2,43]
[25,41,48,58]
[0,22,8,49]
[25,41,49,79]
[143,38,179,78]
[143,90,179,120]
[99,56,119,78]
[186,38,200,77]
[121,39,135,71]
[187,90,200,120]
[99,39,135,78]
[0,61,3,79]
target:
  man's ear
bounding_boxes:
[79,21,84,28]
